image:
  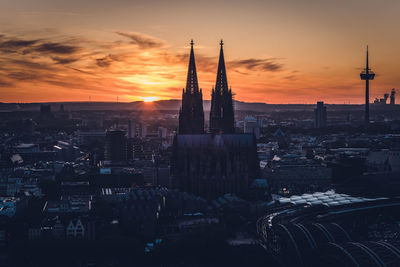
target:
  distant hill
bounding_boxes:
[0,99,370,113]
[0,99,271,112]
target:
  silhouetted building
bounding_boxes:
[23,119,36,136]
[209,40,235,134]
[138,123,147,138]
[128,120,136,138]
[105,129,127,161]
[360,46,375,124]
[172,134,259,200]
[172,40,260,200]
[158,127,167,138]
[373,93,389,104]
[127,138,134,160]
[314,101,327,128]
[40,104,51,114]
[178,40,204,134]
[390,88,396,105]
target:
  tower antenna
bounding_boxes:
[360,45,375,125]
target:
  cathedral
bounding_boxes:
[178,40,204,134]
[172,40,260,200]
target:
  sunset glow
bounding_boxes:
[141,96,159,102]
[0,0,399,104]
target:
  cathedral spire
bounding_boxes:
[210,40,235,134]
[186,39,199,93]
[215,39,228,94]
[179,40,204,134]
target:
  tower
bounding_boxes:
[178,40,204,134]
[390,88,396,105]
[209,40,235,134]
[314,101,327,128]
[360,46,375,124]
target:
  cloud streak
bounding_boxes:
[229,58,283,72]
[35,42,80,54]
[115,31,165,49]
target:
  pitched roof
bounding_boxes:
[176,133,255,148]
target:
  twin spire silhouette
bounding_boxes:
[178,40,235,135]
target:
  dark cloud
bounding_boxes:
[284,75,297,80]
[69,67,97,76]
[51,56,79,64]
[234,70,249,75]
[96,56,112,67]
[174,53,216,73]
[0,78,13,87]
[8,71,45,81]
[0,38,38,53]
[8,59,54,71]
[35,42,80,54]
[96,54,122,67]
[115,31,165,49]
[229,58,283,72]
[7,58,54,71]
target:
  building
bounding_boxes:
[178,40,204,134]
[128,120,136,138]
[105,129,127,162]
[172,134,259,199]
[258,196,400,267]
[209,40,235,134]
[172,40,260,200]
[244,116,260,138]
[75,130,106,146]
[40,104,51,114]
[314,101,327,128]
[13,143,39,153]
[158,127,167,138]
[139,123,147,138]
[390,88,396,105]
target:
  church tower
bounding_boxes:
[210,40,235,134]
[178,40,204,134]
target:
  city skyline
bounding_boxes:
[1,0,400,104]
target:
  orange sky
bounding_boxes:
[0,0,399,104]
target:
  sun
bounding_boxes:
[141,96,158,102]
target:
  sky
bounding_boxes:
[0,0,399,104]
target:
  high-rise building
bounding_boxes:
[178,40,204,134]
[314,101,327,128]
[128,120,136,138]
[105,129,127,162]
[138,123,147,138]
[210,40,235,134]
[390,88,396,105]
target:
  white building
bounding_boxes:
[158,127,167,139]
[244,116,260,138]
